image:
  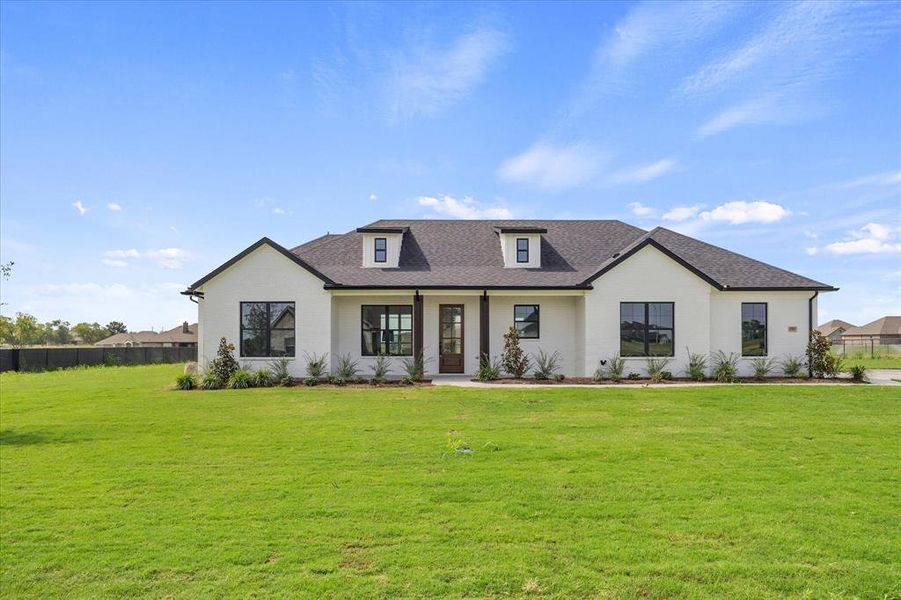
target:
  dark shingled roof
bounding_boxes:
[283,219,835,290]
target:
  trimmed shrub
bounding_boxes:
[849,364,867,382]
[476,355,501,381]
[627,371,641,380]
[335,353,360,381]
[304,352,329,381]
[532,349,561,380]
[303,376,318,387]
[208,337,239,383]
[646,356,672,383]
[501,326,530,378]
[807,330,843,378]
[175,374,196,390]
[228,369,255,389]
[780,355,805,378]
[711,351,740,383]
[750,356,776,381]
[685,349,708,381]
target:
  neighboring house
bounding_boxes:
[183,220,836,378]
[95,322,198,348]
[815,319,856,344]
[840,316,901,347]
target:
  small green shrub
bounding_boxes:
[553,373,565,382]
[532,349,561,380]
[711,351,739,383]
[849,364,867,382]
[807,330,843,378]
[253,368,272,387]
[335,353,360,380]
[645,356,672,383]
[400,375,414,385]
[303,376,318,387]
[780,354,805,378]
[685,349,708,381]
[268,357,293,386]
[597,355,625,382]
[401,350,429,382]
[501,326,530,378]
[199,373,222,390]
[175,374,196,390]
[750,356,776,381]
[304,352,329,381]
[370,354,391,383]
[329,375,347,386]
[627,371,641,380]
[476,355,501,381]
[209,337,239,383]
[228,369,254,389]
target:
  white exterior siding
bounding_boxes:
[488,294,581,376]
[709,290,812,376]
[499,233,541,268]
[584,245,712,377]
[196,244,331,378]
[361,233,403,268]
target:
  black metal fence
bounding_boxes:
[0,346,197,372]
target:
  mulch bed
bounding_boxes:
[475,377,861,385]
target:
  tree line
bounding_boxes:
[0,312,127,348]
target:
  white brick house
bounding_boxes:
[183,220,836,378]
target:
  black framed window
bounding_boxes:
[741,303,767,356]
[240,302,295,357]
[361,305,412,356]
[620,302,674,357]
[374,237,387,263]
[516,238,529,263]
[514,304,539,338]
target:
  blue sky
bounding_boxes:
[1,1,899,331]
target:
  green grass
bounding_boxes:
[839,351,901,370]
[2,365,899,599]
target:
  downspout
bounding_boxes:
[808,290,818,377]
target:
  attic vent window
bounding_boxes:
[516,238,529,263]
[374,238,387,263]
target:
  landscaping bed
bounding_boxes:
[476,376,861,385]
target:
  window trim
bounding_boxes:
[360,304,414,356]
[516,238,529,263]
[513,304,540,339]
[373,237,387,263]
[239,301,296,358]
[619,301,675,357]
[741,302,768,357]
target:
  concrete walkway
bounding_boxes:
[431,372,901,388]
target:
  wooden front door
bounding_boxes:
[439,304,464,373]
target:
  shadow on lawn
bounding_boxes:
[0,429,50,446]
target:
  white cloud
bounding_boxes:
[102,247,191,269]
[106,202,122,211]
[823,222,901,255]
[627,202,655,217]
[389,27,511,120]
[805,246,819,256]
[699,200,791,224]
[609,158,677,184]
[497,142,605,191]
[72,200,88,215]
[835,171,901,189]
[417,195,513,219]
[369,193,377,202]
[696,96,780,137]
[272,208,286,215]
[663,205,701,222]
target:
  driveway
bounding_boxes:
[867,369,901,386]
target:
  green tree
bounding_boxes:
[0,312,42,347]
[105,321,128,335]
[501,326,530,378]
[43,319,73,345]
[72,322,109,345]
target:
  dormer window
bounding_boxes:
[374,238,387,263]
[516,238,529,263]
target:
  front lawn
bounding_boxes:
[840,350,901,370]
[1,365,898,598]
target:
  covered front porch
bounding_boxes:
[329,289,586,377]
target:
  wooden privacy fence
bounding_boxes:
[0,346,197,372]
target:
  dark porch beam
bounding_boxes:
[479,291,489,366]
[413,291,423,359]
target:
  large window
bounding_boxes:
[620,302,674,357]
[741,303,767,356]
[514,304,540,338]
[374,237,387,263]
[361,305,413,356]
[240,302,295,357]
[516,238,529,263]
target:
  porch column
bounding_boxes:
[479,290,489,366]
[413,291,423,359]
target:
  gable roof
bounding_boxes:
[842,316,901,337]
[816,319,856,337]
[95,323,198,346]
[185,220,836,292]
